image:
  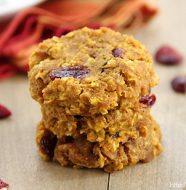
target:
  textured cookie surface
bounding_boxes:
[29,27,162,172]
[41,97,151,141]
[29,27,158,116]
[36,116,162,172]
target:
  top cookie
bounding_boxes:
[29,27,158,116]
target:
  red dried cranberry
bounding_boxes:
[0,104,11,119]
[40,133,57,159]
[155,45,183,65]
[171,76,186,93]
[49,66,89,80]
[139,94,156,107]
[112,48,124,58]
[112,132,120,138]
[0,179,9,189]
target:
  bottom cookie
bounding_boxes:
[36,116,162,172]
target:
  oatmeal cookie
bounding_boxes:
[40,97,151,141]
[29,27,162,172]
[29,27,158,115]
[36,115,162,172]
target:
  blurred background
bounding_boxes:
[0,0,158,75]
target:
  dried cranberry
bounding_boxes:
[155,45,183,65]
[0,179,9,189]
[139,94,156,107]
[112,48,124,58]
[0,104,11,119]
[40,133,57,159]
[49,66,89,80]
[112,132,119,138]
[171,76,186,93]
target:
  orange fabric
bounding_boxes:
[0,0,158,79]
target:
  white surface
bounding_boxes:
[0,0,45,18]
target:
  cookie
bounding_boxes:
[29,27,158,115]
[36,116,162,172]
[29,27,162,172]
[40,98,151,141]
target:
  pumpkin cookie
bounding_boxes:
[29,27,158,115]
[36,115,162,172]
[29,27,162,172]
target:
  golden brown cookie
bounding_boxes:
[40,97,150,141]
[28,27,158,116]
[36,115,162,172]
[29,27,162,172]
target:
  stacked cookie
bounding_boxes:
[28,27,162,172]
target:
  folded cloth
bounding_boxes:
[0,0,158,79]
